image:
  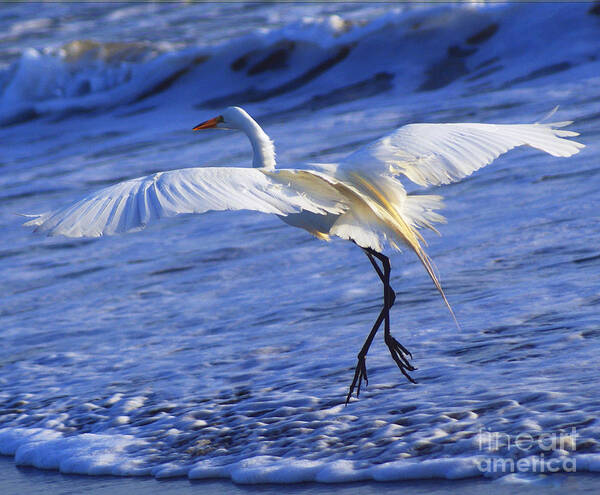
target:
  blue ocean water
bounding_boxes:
[1,1,600,486]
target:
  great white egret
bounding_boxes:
[24,106,584,403]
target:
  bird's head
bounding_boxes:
[193,106,252,132]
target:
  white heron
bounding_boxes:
[24,106,584,403]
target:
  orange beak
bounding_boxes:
[193,115,223,130]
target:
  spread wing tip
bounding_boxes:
[22,214,47,227]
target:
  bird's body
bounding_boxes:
[24,106,584,402]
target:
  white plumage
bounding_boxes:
[26,167,346,238]
[25,108,584,253]
[24,106,584,401]
[342,121,584,187]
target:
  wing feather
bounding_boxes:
[341,122,584,187]
[24,167,347,238]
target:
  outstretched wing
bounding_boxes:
[341,121,584,187]
[24,167,347,238]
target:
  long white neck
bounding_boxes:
[240,117,276,170]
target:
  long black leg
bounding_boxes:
[345,249,389,403]
[346,248,415,404]
[345,302,386,404]
[369,249,416,383]
[370,250,417,384]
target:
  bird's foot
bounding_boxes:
[385,334,417,384]
[345,355,368,404]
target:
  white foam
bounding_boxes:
[1,1,596,129]
[371,457,482,481]
[0,428,62,456]
[0,427,596,484]
[1,428,150,476]
[0,44,200,125]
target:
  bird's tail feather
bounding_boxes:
[350,173,461,330]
